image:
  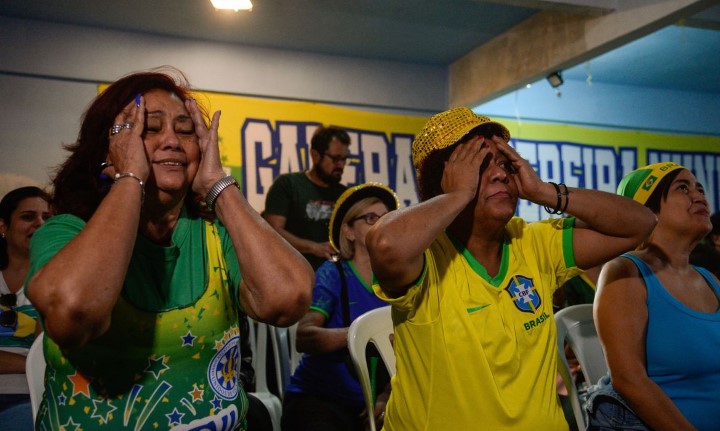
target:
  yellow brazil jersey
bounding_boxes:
[374,217,581,431]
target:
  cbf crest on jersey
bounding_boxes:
[504,275,541,313]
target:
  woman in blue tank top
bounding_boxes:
[591,162,720,431]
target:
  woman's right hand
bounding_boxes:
[107,96,150,181]
[440,136,490,202]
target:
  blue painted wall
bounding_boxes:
[475,25,720,137]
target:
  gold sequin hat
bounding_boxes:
[412,107,511,177]
[329,182,399,254]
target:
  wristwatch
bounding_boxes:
[205,175,238,210]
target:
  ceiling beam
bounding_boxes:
[480,0,617,16]
[450,0,718,108]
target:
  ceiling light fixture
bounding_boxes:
[211,0,253,11]
[546,71,563,88]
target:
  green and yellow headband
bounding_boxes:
[617,162,685,205]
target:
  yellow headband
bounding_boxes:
[617,162,685,205]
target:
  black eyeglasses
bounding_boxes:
[0,293,17,329]
[321,153,349,164]
[350,212,384,226]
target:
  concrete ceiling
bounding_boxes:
[1,0,718,106]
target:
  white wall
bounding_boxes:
[0,16,448,187]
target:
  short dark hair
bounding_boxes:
[417,123,506,201]
[0,186,51,269]
[52,67,207,221]
[310,126,350,154]
[643,168,683,213]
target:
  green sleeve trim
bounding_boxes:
[562,217,577,269]
[309,305,330,319]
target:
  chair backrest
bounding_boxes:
[555,304,608,385]
[555,304,608,431]
[347,306,395,431]
[252,321,283,431]
[287,323,301,372]
[269,325,292,400]
[26,331,46,423]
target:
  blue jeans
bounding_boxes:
[586,396,652,431]
[585,374,651,431]
[0,394,34,431]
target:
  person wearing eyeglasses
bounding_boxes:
[264,126,351,270]
[281,183,397,431]
[366,107,657,430]
[0,186,51,431]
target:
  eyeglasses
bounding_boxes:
[350,212,385,226]
[0,293,17,329]
[320,153,349,164]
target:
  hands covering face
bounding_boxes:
[184,98,226,197]
[440,135,544,202]
[106,96,149,181]
[105,94,227,199]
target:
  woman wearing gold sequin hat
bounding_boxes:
[282,182,398,431]
[590,162,719,431]
[366,107,657,430]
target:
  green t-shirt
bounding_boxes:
[264,172,346,269]
[27,210,248,430]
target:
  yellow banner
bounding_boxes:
[199,92,429,210]
[99,85,720,219]
[497,119,720,219]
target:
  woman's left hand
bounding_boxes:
[494,137,545,201]
[186,98,226,196]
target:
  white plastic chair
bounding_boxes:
[267,323,302,401]
[555,303,608,431]
[25,331,45,426]
[269,325,293,400]
[251,322,283,431]
[347,306,395,431]
[287,323,301,372]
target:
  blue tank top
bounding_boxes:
[622,253,720,431]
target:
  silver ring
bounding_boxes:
[109,122,133,136]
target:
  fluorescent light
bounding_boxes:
[211,0,253,11]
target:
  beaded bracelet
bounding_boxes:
[543,182,569,215]
[559,183,570,213]
[114,172,145,204]
[543,182,562,214]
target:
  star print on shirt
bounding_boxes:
[211,394,223,410]
[166,407,185,426]
[144,355,170,379]
[61,417,81,431]
[68,371,92,398]
[189,383,204,402]
[181,330,196,347]
[57,393,67,406]
[91,398,118,424]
